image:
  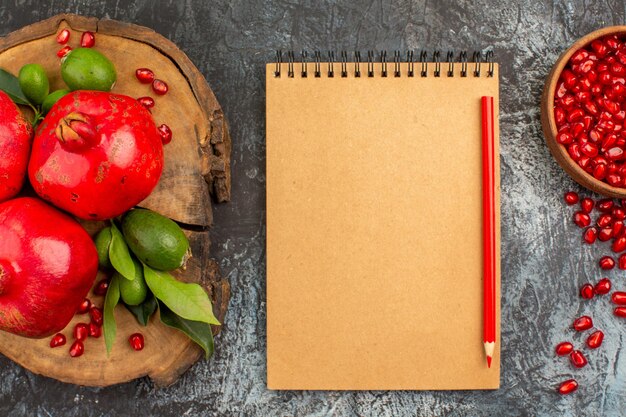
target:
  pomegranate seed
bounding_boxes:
[80,31,95,48]
[583,227,598,244]
[594,163,607,180]
[614,306,626,317]
[597,213,613,227]
[564,191,579,205]
[599,255,616,269]
[69,341,84,358]
[89,306,103,326]
[49,333,66,348]
[129,333,145,351]
[555,107,566,126]
[599,227,613,241]
[567,108,585,123]
[611,291,626,304]
[135,68,155,84]
[76,298,91,314]
[93,279,109,296]
[586,330,604,349]
[597,198,614,212]
[56,29,70,44]
[555,341,574,356]
[557,379,579,395]
[613,236,626,252]
[137,96,155,109]
[581,198,594,213]
[73,323,89,341]
[158,124,172,144]
[573,211,591,228]
[613,207,626,219]
[570,350,588,368]
[557,131,574,145]
[595,277,612,294]
[57,46,72,59]
[615,220,625,236]
[608,173,623,186]
[580,283,594,299]
[88,322,102,338]
[573,315,593,331]
[152,79,169,95]
[581,142,599,157]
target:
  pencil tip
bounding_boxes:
[487,356,492,368]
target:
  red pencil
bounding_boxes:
[481,96,496,368]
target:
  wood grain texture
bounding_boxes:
[541,26,626,198]
[0,14,231,387]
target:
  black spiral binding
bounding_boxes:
[274,50,494,78]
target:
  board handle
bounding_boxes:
[274,49,494,78]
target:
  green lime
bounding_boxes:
[121,209,191,271]
[18,64,49,104]
[118,257,148,306]
[61,48,117,91]
[42,89,70,114]
[94,227,113,269]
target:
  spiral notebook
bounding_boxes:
[266,50,501,390]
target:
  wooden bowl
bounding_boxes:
[541,26,626,197]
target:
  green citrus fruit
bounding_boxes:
[121,209,191,271]
[18,64,49,105]
[94,227,113,269]
[118,257,148,306]
[42,89,70,114]
[61,48,117,91]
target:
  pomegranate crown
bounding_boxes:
[55,112,99,152]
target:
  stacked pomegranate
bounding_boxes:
[554,35,626,187]
[555,191,626,394]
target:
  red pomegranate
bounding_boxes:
[0,91,33,203]
[28,91,164,220]
[0,197,98,338]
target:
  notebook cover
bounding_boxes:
[266,62,500,390]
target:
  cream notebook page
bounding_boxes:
[266,59,500,390]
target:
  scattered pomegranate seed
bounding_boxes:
[581,198,594,213]
[89,306,103,326]
[574,211,591,227]
[595,277,612,294]
[619,253,626,269]
[573,315,593,331]
[93,279,109,296]
[69,340,84,358]
[599,255,616,269]
[613,236,626,252]
[614,207,626,220]
[555,341,574,356]
[135,68,155,84]
[152,79,168,95]
[77,298,91,314]
[597,213,613,228]
[583,227,598,243]
[88,322,102,338]
[129,333,145,351]
[614,306,626,317]
[80,31,95,48]
[570,350,588,368]
[49,333,66,348]
[586,330,604,349]
[73,323,89,341]
[597,198,614,211]
[56,29,70,44]
[599,227,613,241]
[57,45,72,59]
[558,379,578,395]
[614,220,624,236]
[611,291,626,304]
[564,191,579,205]
[137,96,155,110]
[158,124,172,144]
[580,283,594,299]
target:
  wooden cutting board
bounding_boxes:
[0,14,231,387]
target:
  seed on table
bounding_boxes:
[135,68,155,84]
[56,29,70,44]
[583,227,598,244]
[557,379,579,395]
[613,207,626,220]
[620,253,626,270]
[88,322,101,338]
[69,341,84,358]
[80,31,95,48]
[586,330,604,349]
[555,341,574,356]
[89,306,103,326]
[581,197,594,213]
[73,323,89,341]
[613,220,624,236]
[612,236,626,252]
[580,283,594,299]
[158,124,172,144]
[614,307,626,317]
[49,333,66,348]
[57,45,72,58]
[129,333,145,351]
[152,79,168,95]
[599,256,616,270]
[137,96,155,109]
[574,211,591,228]
[598,214,613,228]
[565,192,580,205]
[570,350,588,368]
[76,298,91,314]
[598,227,613,241]
[597,198,614,212]
[611,291,626,304]
[595,278,612,294]
[573,315,593,331]
[93,279,109,296]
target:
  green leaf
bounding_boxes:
[125,294,158,326]
[143,264,220,326]
[109,223,136,281]
[0,68,31,105]
[158,300,215,359]
[104,274,121,355]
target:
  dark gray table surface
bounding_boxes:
[1,0,625,416]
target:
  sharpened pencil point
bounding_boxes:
[487,355,492,368]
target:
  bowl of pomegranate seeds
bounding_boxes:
[542,26,626,197]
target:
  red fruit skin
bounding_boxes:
[28,91,164,220]
[0,198,98,338]
[0,91,33,203]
